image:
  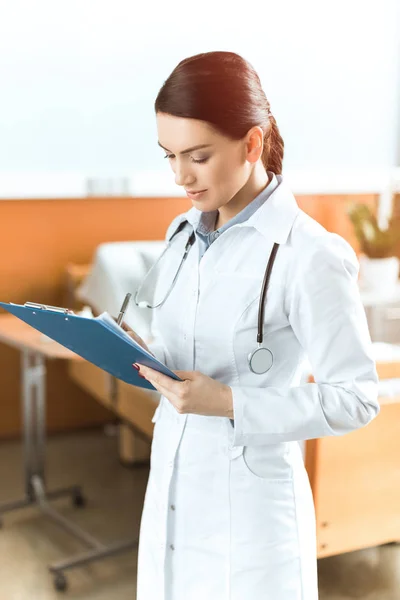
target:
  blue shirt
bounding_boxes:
[195,172,279,261]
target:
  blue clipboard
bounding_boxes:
[0,301,182,391]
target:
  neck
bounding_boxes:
[215,165,270,230]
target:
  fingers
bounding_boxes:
[115,321,152,354]
[136,364,183,392]
[134,365,174,396]
[115,318,130,332]
[136,364,168,385]
[174,370,195,380]
[146,380,170,397]
[135,365,194,415]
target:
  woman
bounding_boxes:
[129,51,379,600]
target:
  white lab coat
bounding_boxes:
[136,177,379,600]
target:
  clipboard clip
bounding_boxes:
[24,302,75,315]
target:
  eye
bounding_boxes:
[163,154,209,164]
[191,157,209,164]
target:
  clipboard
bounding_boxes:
[0,301,182,390]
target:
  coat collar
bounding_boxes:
[244,177,301,244]
[166,176,300,245]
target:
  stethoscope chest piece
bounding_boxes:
[248,345,273,375]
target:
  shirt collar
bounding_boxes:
[166,175,300,245]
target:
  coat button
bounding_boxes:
[170,544,175,551]
[170,504,176,511]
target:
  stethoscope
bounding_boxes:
[134,222,279,375]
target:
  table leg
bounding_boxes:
[0,349,138,592]
[23,350,46,498]
[0,349,85,512]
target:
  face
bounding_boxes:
[156,112,263,213]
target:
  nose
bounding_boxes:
[174,161,194,187]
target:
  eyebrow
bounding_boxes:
[158,142,213,155]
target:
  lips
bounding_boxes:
[186,189,207,200]
[186,189,206,193]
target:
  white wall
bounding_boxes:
[0,0,399,197]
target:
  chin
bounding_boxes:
[191,200,216,212]
[193,197,222,212]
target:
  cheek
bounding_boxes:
[207,157,243,194]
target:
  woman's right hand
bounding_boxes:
[118,320,154,356]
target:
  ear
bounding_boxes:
[245,126,264,164]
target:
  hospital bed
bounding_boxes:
[65,241,400,558]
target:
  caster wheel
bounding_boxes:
[54,572,68,592]
[72,491,86,508]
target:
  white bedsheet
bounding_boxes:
[76,240,165,340]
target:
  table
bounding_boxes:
[0,314,137,592]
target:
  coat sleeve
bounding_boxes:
[230,233,380,446]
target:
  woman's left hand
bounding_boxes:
[133,364,233,418]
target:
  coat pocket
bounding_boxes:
[240,443,293,481]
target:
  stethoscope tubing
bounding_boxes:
[257,242,279,344]
[134,222,280,374]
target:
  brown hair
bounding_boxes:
[155,51,284,174]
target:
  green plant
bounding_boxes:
[347,203,400,259]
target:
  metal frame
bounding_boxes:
[0,349,137,591]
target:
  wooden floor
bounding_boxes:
[0,430,399,599]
